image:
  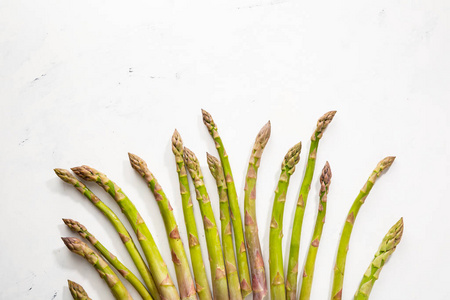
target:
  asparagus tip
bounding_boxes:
[206,152,221,180]
[201,109,215,129]
[128,152,147,171]
[172,129,184,155]
[256,120,271,148]
[313,110,337,140]
[283,142,302,169]
[71,166,97,181]
[375,156,396,174]
[320,161,332,191]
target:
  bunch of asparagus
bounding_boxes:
[56,109,403,300]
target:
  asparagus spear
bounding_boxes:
[243,121,270,300]
[331,156,396,300]
[62,237,133,300]
[286,110,336,300]
[68,280,91,300]
[207,153,242,300]
[183,147,229,300]
[54,169,161,300]
[128,153,196,300]
[269,142,302,300]
[202,109,252,297]
[299,162,332,300]
[354,218,404,300]
[71,166,180,300]
[63,219,153,300]
[172,130,213,300]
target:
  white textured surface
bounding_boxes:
[0,0,449,299]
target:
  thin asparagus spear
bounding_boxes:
[54,169,161,300]
[299,162,332,300]
[71,166,180,300]
[331,156,396,300]
[202,109,252,297]
[207,153,242,300]
[269,142,302,300]
[68,280,92,300]
[62,237,132,300]
[172,130,212,300]
[286,110,336,300]
[243,121,270,300]
[354,218,404,300]
[183,147,229,300]
[63,219,153,300]
[128,153,196,300]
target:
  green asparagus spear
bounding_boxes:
[202,109,252,297]
[331,156,396,300]
[207,153,242,300]
[128,153,196,300]
[68,280,91,300]
[54,169,161,300]
[269,142,302,300]
[286,110,336,300]
[299,162,332,300]
[243,121,270,300]
[62,237,132,300]
[183,147,229,300]
[71,166,180,300]
[63,219,153,300]
[354,218,404,300]
[172,130,213,300]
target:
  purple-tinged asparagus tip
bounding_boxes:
[256,121,271,148]
[71,166,98,181]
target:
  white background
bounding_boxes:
[1,0,449,299]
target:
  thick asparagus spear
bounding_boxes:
[172,130,213,300]
[286,110,336,300]
[354,218,404,300]
[128,153,196,300]
[207,153,242,300]
[183,147,229,300]
[62,237,132,300]
[54,169,161,300]
[331,156,396,300]
[269,142,302,300]
[63,219,153,300]
[299,162,332,300]
[71,166,180,300]
[68,280,91,300]
[202,109,252,297]
[243,121,270,300]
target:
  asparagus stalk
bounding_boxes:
[207,153,243,300]
[183,147,229,300]
[172,130,213,300]
[331,156,396,300]
[202,109,252,297]
[63,219,153,300]
[54,169,161,300]
[269,142,302,300]
[243,121,270,300]
[62,237,132,300]
[128,153,196,300]
[354,218,404,300]
[286,110,336,300]
[71,166,180,300]
[68,280,91,300]
[299,162,332,300]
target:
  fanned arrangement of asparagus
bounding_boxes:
[56,109,404,300]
